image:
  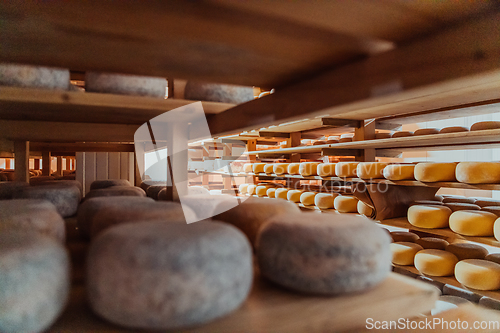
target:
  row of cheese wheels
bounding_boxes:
[390,230,500,291]
[244,161,500,184]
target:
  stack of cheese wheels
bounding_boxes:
[446,243,488,260]
[252,163,266,174]
[299,162,320,176]
[414,162,457,182]
[390,231,419,242]
[85,72,167,98]
[439,126,468,134]
[273,163,289,175]
[238,183,249,195]
[317,163,336,177]
[299,192,317,206]
[356,162,388,179]
[391,242,423,265]
[334,195,358,213]
[246,184,257,196]
[408,205,452,228]
[449,210,497,236]
[263,164,274,174]
[470,121,500,131]
[287,190,303,203]
[275,188,291,200]
[414,249,459,276]
[415,237,449,250]
[287,163,301,175]
[314,193,339,209]
[455,259,500,290]
[383,164,415,180]
[335,162,359,178]
[357,201,373,217]
[455,162,500,184]
[414,128,439,136]
[243,163,253,173]
[0,63,70,90]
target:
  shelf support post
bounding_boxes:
[354,120,376,162]
[42,151,51,176]
[14,140,29,182]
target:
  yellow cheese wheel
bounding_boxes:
[356,162,388,179]
[449,210,497,236]
[238,184,249,195]
[408,205,452,229]
[357,201,373,216]
[414,128,439,136]
[317,163,336,177]
[414,162,457,182]
[334,196,358,213]
[275,188,290,200]
[391,131,413,138]
[493,217,500,242]
[243,163,253,173]
[256,185,272,197]
[455,162,500,184]
[439,126,468,134]
[246,184,257,196]
[415,237,449,250]
[252,163,266,174]
[299,162,320,177]
[390,231,419,243]
[266,188,276,198]
[314,193,338,209]
[470,121,500,131]
[273,163,290,175]
[482,206,500,216]
[414,249,458,276]
[383,164,415,180]
[391,242,423,265]
[287,163,300,175]
[263,164,275,174]
[455,259,500,290]
[374,132,391,139]
[446,243,488,260]
[335,162,359,178]
[300,192,317,206]
[287,190,303,203]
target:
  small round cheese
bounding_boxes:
[408,205,452,229]
[444,202,481,212]
[299,162,320,176]
[390,231,419,243]
[90,179,132,190]
[449,210,497,236]
[266,187,276,198]
[415,237,449,250]
[300,192,317,206]
[414,249,458,276]
[414,128,439,136]
[238,183,249,195]
[314,193,339,209]
[273,163,290,175]
[391,242,423,265]
[14,185,81,217]
[335,162,359,178]
[391,131,413,138]
[482,206,500,216]
[446,243,488,260]
[246,184,257,196]
[334,196,358,213]
[442,196,475,204]
[414,162,457,182]
[455,259,500,290]
[252,163,266,174]
[243,163,253,173]
[317,163,336,177]
[470,121,500,131]
[439,126,469,134]
[0,63,69,90]
[374,132,391,139]
[356,162,388,179]
[85,72,167,98]
[357,201,373,216]
[383,164,415,180]
[287,190,303,203]
[456,162,500,184]
[275,188,290,200]
[485,253,500,265]
[287,163,301,175]
[263,164,275,174]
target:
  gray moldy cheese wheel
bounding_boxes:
[390,231,419,243]
[87,221,252,330]
[29,176,56,185]
[214,196,300,248]
[485,253,500,265]
[411,200,443,206]
[0,231,69,333]
[474,198,500,207]
[0,181,28,200]
[470,121,500,131]
[0,63,70,90]
[146,185,166,200]
[14,185,81,217]
[439,126,469,134]
[456,162,500,184]
[90,179,132,190]
[444,202,481,212]
[77,196,155,238]
[184,81,254,104]
[256,213,391,295]
[85,72,167,98]
[84,186,146,200]
[32,179,83,193]
[415,237,449,250]
[414,128,439,136]
[446,243,488,260]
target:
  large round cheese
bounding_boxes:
[383,164,415,180]
[238,183,249,195]
[390,242,423,265]
[470,121,500,131]
[390,231,419,243]
[408,205,452,229]
[0,63,69,90]
[414,249,458,276]
[0,181,29,200]
[374,132,391,139]
[439,126,468,134]
[456,162,500,184]
[449,210,497,236]
[485,253,500,265]
[287,190,303,203]
[14,185,81,217]
[256,185,272,197]
[263,164,274,174]
[243,163,253,173]
[334,196,358,213]
[414,162,457,182]
[252,163,266,174]
[275,188,290,200]
[357,201,374,216]
[300,192,317,206]
[90,179,132,190]
[146,185,167,200]
[314,193,339,209]
[474,198,500,207]
[87,221,252,329]
[455,259,500,290]
[266,187,277,198]
[287,163,301,175]
[356,162,388,179]
[299,162,320,176]
[414,128,439,136]
[446,243,488,260]
[246,184,257,196]
[256,213,391,294]
[273,163,290,175]
[415,237,449,250]
[335,162,359,178]
[317,163,336,177]
[85,72,167,98]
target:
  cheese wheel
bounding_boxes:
[482,206,500,216]
[449,210,497,236]
[275,188,290,200]
[184,82,254,103]
[85,186,146,200]
[314,193,339,209]
[357,201,373,216]
[390,231,419,243]
[256,213,391,294]
[339,134,353,143]
[444,202,481,212]
[456,162,500,184]
[317,163,336,177]
[439,126,469,134]
[383,164,415,180]
[85,72,167,98]
[411,200,443,206]
[374,132,391,139]
[408,205,452,229]
[415,237,449,250]
[300,192,317,206]
[414,249,458,276]
[263,164,275,174]
[391,131,413,138]
[414,128,439,136]
[246,184,257,196]
[334,196,358,213]
[287,163,301,175]
[238,183,249,195]
[299,162,320,176]
[14,185,81,217]
[474,198,500,207]
[391,242,423,265]
[0,181,29,200]
[243,163,253,173]
[0,63,69,90]
[252,163,266,174]
[446,243,488,260]
[494,217,500,242]
[442,196,475,204]
[327,136,339,141]
[335,162,359,178]
[313,140,327,145]
[266,188,277,198]
[326,138,339,144]
[273,163,290,175]
[414,162,457,182]
[485,253,500,265]
[455,259,500,290]
[287,190,303,203]
[87,221,252,329]
[146,185,166,200]
[356,162,388,179]
[90,179,131,190]
[470,121,500,131]
[256,185,272,197]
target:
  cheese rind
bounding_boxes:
[299,162,320,176]
[414,249,458,276]
[317,163,336,177]
[493,217,500,242]
[390,242,423,265]
[356,162,388,179]
[334,196,358,213]
[275,188,290,200]
[263,164,275,174]
[439,126,468,134]
[266,188,276,198]
[314,193,338,209]
[243,163,253,173]
[300,192,317,206]
[85,72,167,98]
[357,201,373,216]
[415,237,449,250]
[273,163,290,175]
[470,121,500,131]
[446,243,488,260]
[408,205,452,229]
[391,131,413,138]
[414,162,457,182]
[390,231,419,243]
[287,163,301,175]
[252,163,266,174]
[449,210,497,236]
[14,185,81,218]
[335,162,359,178]
[383,164,415,180]
[454,259,500,291]
[414,128,439,136]
[455,162,500,184]
[287,190,303,203]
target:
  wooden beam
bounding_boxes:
[322,118,361,128]
[42,151,51,176]
[29,142,135,153]
[56,156,63,177]
[34,158,40,170]
[354,119,376,162]
[14,141,29,182]
[259,132,291,139]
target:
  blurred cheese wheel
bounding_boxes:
[411,200,443,206]
[266,188,277,198]
[414,162,457,182]
[357,201,373,217]
[243,163,253,173]
[456,162,500,184]
[485,253,500,265]
[383,164,415,180]
[415,237,449,250]
[263,164,275,174]
[414,249,458,276]
[439,126,469,134]
[391,242,423,265]
[470,121,500,131]
[314,193,339,209]
[414,128,439,136]
[313,140,327,145]
[300,192,317,206]
[446,243,488,260]
[408,205,452,229]
[335,162,359,178]
[0,63,69,90]
[317,163,336,177]
[275,188,290,200]
[442,196,475,204]
[252,163,266,174]
[374,132,391,139]
[246,185,257,196]
[299,162,320,177]
[184,81,254,103]
[474,199,500,207]
[391,131,413,138]
[86,72,167,98]
[356,162,388,179]
[287,190,303,203]
[273,163,290,175]
[449,210,497,236]
[256,185,272,197]
[444,202,481,212]
[238,184,249,195]
[390,231,419,243]
[287,163,300,175]
[482,206,500,216]
[334,196,358,213]
[455,259,500,290]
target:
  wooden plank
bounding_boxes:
[108,153,121,180]
[29,142,135,153]
[14,141,29,182]
[119,152,130,181]
[56,156,63,177]
[34,158,40,170]
[354,119,375,162]
[75,152,85,194]
[42,151,51,176]
[84,152,96,195]
[95,152,108,180]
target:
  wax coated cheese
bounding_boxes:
[383,164,415,181]
[414,162,457,182]
[455,259,500,291]
[390,242,423,265]
[414,249,458,277]
[356,162,388,179]
[408,205,452,229]
[334,196,358,213]
[455,162,500,184]
[449,210,497,236]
